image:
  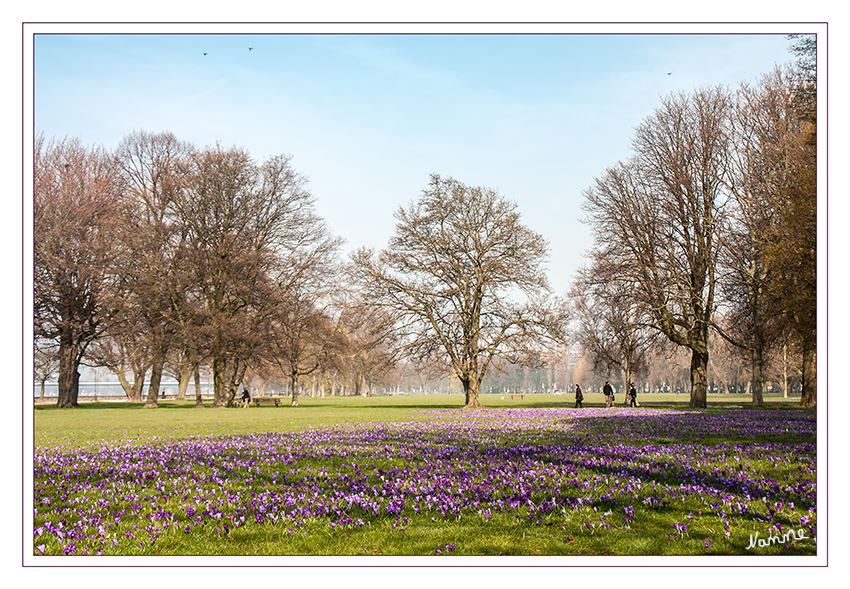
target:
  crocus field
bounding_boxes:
[32,404,817,557]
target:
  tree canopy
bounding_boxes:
[351,174,567,409]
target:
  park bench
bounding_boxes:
[252,397,284,407]
[510,394,524,400]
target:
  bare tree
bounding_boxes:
[87,329,150,401]
[263,209,343,406]
[715,66,806,405]
[569,265,657,404]
[351,174,567,409]
[33,341,58,402]
[34,135,126,408]
[174,144,318,407]
[762,42,817,408]
[582,87,731,408]
[328,292,401,398]
[114,130,195,408]
[265,281,346,407]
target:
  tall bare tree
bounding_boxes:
[87,328,150,401]
[34,135,126,408]
[582,87,731,408]
[720,39,817,409]
[762,37,817,408]
[115,130,194,408]
[569,266,657,402]
[33,341,58,402]
[351,174,567,409]
[174,144,318,407]
[263,228,345,407]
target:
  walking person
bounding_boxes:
[603,381,614,408]
[574,384,583,408]
[629,382,638,407]
[241,387,251,408]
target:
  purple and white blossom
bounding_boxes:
[33,407,816,555]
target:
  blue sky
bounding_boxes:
[34,29,798,294]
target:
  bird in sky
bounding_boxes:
[249,47,253,51]
[203,52,208,56]
[667,72,672,75]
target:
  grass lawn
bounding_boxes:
[31,393,817,558]
[33,392,803,447]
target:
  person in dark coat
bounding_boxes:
[629,383,638,407]
[241,388,251,408]
[574,384,583,408]
[603,381,614,408]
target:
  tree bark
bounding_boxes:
[783,343,789,399]
[689,348,708,409]
[56,340,80,408]
[176,363,191,400]
[114,365,146,402]
[290,370,300,407]
[751,343,765,406]
[750,296,766,405]
[193,364,204,408]
[116,369,134,400]
[144,350,165,408]
[131,369,145,402]
[462,377,483,409]
[212,356,228,407]
[799,340,816,408]
[225,360,247,407]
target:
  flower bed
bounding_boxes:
[32,407,816,556]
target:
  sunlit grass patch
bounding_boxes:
[32,402,816,557]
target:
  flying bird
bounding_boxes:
[667,72,672,75]
[248,47,253,51]
[203,52,208,56]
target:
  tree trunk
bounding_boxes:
[290,370,300,407]
[783,342,789,399]
[751,344,765,406]
[131,368,146,402]
[193,364,204,408]
[115,369,135,400]
[799,339,816,408]
[144,350,165,408]
[56,339,80,408]
[750,304,765,404]
[226,360,247,406]
[689,348,708,409]
[212,356,228,407]
[176,363,191,400]
[462,376,483,409]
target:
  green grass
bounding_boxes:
[32,393,816,557]
[33,392,803,448]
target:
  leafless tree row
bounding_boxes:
[574,38,816,408]
[34,39,816,411]
[34,137,568,410]
[34,131,392,408]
